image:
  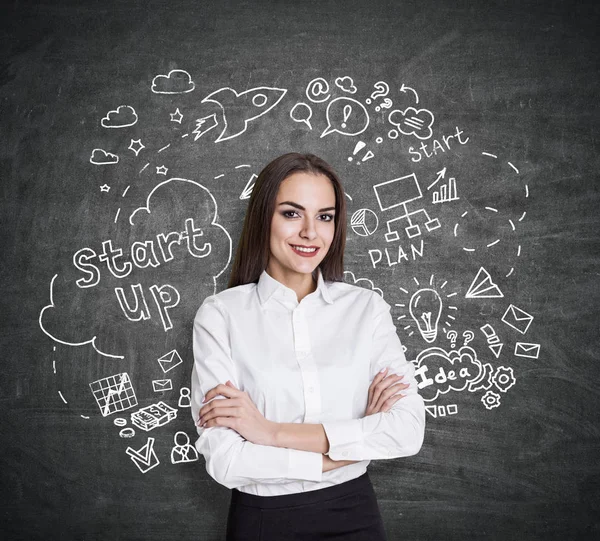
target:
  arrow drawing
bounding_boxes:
[400,84,419,104]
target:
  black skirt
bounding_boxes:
[225,472,388,541]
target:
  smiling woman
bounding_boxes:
[190,153,425,541]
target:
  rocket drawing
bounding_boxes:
[201,86,287,142]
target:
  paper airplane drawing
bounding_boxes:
[465,267,504,298]
[201,86,287,142]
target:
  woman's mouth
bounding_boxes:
[290,244,320,257]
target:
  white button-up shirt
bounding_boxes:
[191,268,425,496]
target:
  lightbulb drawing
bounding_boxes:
[409,288,442,343]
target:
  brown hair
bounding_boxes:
[227,152,347,288]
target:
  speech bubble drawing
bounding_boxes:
[320,97,369,138]
[289,102,313,130]
[39,178,232,359]
[412,345,493,402]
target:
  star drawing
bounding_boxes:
[128,139,145,156]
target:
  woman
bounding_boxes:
[190,153,425,540]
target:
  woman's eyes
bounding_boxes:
[281,210,334,222]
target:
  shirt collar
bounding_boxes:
[257,267,334,306]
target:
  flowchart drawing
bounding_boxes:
[373,173,440,241]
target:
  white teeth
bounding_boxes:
[292,245,317,253]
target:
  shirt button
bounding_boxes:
[307,386,314,393]
[342,451,349,457]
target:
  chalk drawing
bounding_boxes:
[388,107,434,140]
[128,139,145,156]
[492,366,516,393]
[432,177,459,204]
[480,323,504,359]
[335,76,357,94]
[90,149,118,165]
[157,349,183,374]
[409,289,443,343]
[193,113,219,140]
[348,141,374,163]
[171,432,199,464]
[152,379,173,392]
[372,173,440,242]
[39,274,125,359]
[101,105,138,128]
[350,208,378,237]
[465,267,504,299]
[89,372,138,417]
[156,165,168,175]
[400,83,419,104]
[170,108,183,123]
[514,342,540,359]
[305,77,331,103]
[365,81,389,105]
[290,102,313,129]
[178,387,191,408]
[131,402,177,431]
[321,97,370,138]
[240,173,257,200]
[481,390,501,410]
[201,86,287,142]
[119,428,135,438]
[152,69,195,94]
[126,437,160,473]
[501,304,534,335]
[413,345,493,402]
[100,184,110,193]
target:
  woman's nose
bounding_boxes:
[300,218,317,239]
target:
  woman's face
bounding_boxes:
[267,171,336,282]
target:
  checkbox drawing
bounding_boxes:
[126,437,160,474]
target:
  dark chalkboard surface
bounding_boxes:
[2,0,599,539]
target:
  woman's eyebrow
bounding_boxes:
[278,201,336,212]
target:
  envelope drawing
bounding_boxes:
[152,379,173,392]
[157,349,183,373]
[126,437,160,474]
[501,304,534,335]
[514,342,540,359]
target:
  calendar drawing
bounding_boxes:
[89,372,138,417]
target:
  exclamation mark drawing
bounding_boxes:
[348,141,374,163]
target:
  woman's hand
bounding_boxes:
[365,367,409,416]
[196,381,277,446]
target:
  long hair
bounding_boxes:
[227,153,347,288]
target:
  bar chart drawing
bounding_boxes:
[432,176,459,204]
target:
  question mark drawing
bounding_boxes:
[376,98,393,112]
[366,81,389,105]
[446,330,458,348]
[462,330,475,347]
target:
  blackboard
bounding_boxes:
[2,0,599,539]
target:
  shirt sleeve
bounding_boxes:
[322,292,426,461]
[191,295,323,490]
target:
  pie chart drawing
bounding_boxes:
[351,208,379,237]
